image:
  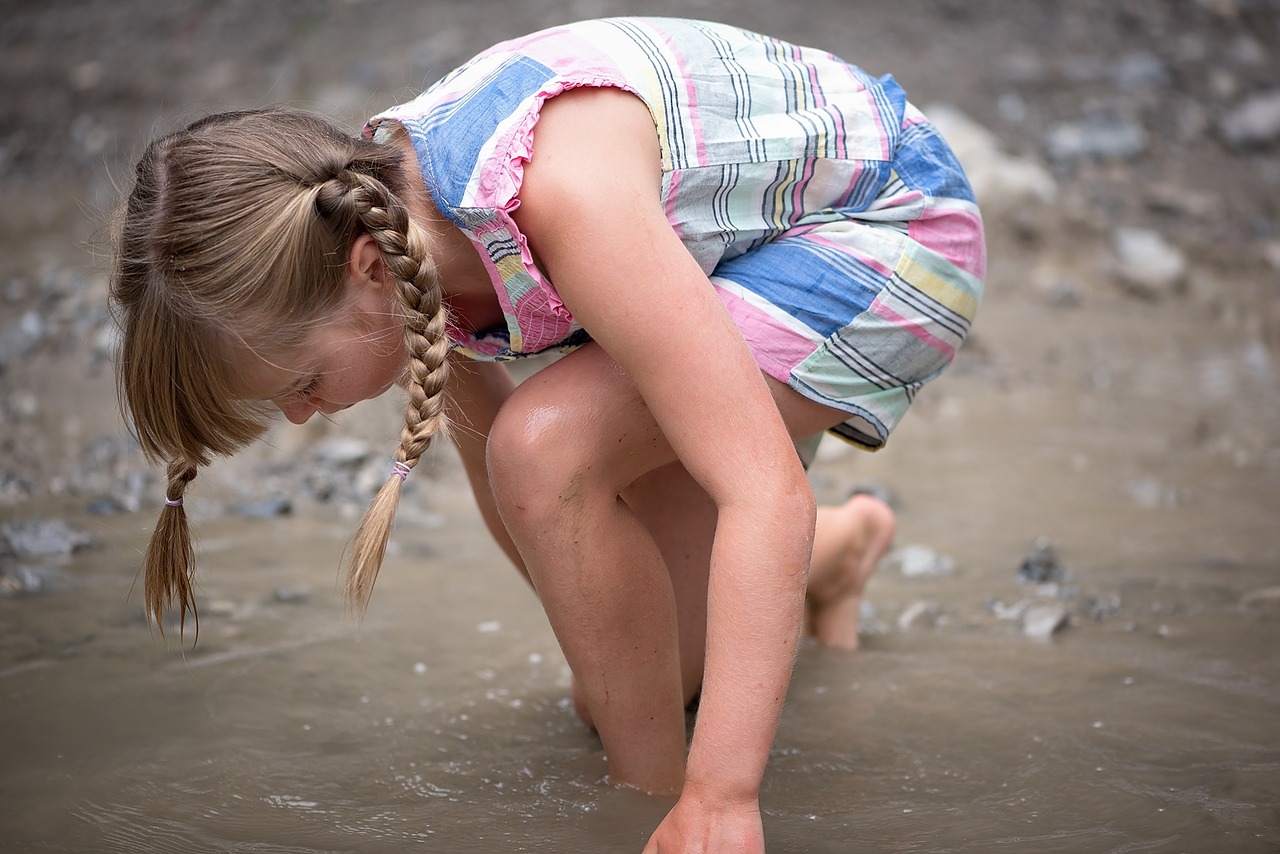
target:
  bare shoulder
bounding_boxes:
[519,86,661,210]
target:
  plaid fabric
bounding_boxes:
[366,17,984,448]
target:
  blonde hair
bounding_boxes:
[110,108,450,636]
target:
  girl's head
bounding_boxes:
[111,107,451,635]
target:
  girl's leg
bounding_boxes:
[488,345,690,794]
[806,495,896,650]
[486,343,875,793]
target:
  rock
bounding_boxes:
[893,544,957,578]
[272,587,310,604]
[1017,538,1065,584]
[990,598,1030,621]
[897,600,941,631]
[1126,475,1187,508]
[1045,114,1147,162]
[231,495,292,518]
[1084,594,1123,621]
[1112,51,1170,89]
[1,518,97,557]
[312,438,374,467]
[0,310,46,366]
[86,496,129,516]
[1112,228,1187,298]
[1022,603,1069,639]
[1219,89,1280,149]
[1240,586,1280,610]
[0,565,44,596]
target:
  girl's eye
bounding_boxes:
[295,378,320,399]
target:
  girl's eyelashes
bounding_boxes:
[294,377,321,399]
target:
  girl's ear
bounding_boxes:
[348,234,389,289]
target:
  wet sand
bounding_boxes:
[2,1,1279,851]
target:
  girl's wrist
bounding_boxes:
[681,757,765,806]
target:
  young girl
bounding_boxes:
[111,17,982,852]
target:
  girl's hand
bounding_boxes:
[642,789,765,854]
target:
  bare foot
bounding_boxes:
[804,493,896,650]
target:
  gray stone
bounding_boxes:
[231,495,292,519]
[1022,603,1069,639]
[1220,89,1280,149]
[0,566,44,596]
[897,600,941,631]
[312,438,374,467]
[2,518,96,557]
[1112,52,1170,88]
[1045,115,1147,162]
[273,587,310,604]
[1017,538,1064,584]
[1112,228,1187,297]
[894,544,957,578]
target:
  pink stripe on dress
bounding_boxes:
[870,298,956,361]
[712,283,817,380]
[908,210,987,279]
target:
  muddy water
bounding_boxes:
[3,275,1280,853]
[2,503,1278,853]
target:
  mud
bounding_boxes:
[2,2,1279,852]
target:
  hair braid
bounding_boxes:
[142,460,201,641]
[331,169,452,612]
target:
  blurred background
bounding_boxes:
[1,2,1278,852]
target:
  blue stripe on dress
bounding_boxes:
[416,55,556,212]
[891,122,977,202]
[713,238,881,337]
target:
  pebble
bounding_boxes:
[272,587,310,604]
[1017,538,1065,584]
[1111,228,1187,298]
[312,438,374,467]
[1240,586,1280,610]
[894,544,957,578]
[1219,88,1280,149]
[0,566,44,596]
[1126,475,1186,508]
[1022,603,1070,639]
[1,518,96,557]
[897,600,941,632]
[231,495,292,519]
[990,598,1030,621]
[1044,114,1147,162]
[0,311,46,368]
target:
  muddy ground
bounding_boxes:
[1,2,1279,852]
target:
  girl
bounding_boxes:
[111,17,982,852]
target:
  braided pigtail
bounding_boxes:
[320,169,452,613]
[142,460,201,640]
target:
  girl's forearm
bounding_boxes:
[684,499,815,800]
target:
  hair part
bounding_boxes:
[110,107,451,637]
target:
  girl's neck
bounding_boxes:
[388,128,502,329]
[389,130,492,299]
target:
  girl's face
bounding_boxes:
[239,277,408,425]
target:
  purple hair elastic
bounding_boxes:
[391,461,412,481]
[164,497,183,507]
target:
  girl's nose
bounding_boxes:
[276,398,317,425]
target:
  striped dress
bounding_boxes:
[365,17,985,449]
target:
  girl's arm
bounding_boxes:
[515,87,815,850]
[443,357,527,577]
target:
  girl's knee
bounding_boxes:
[487,392,598,518]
